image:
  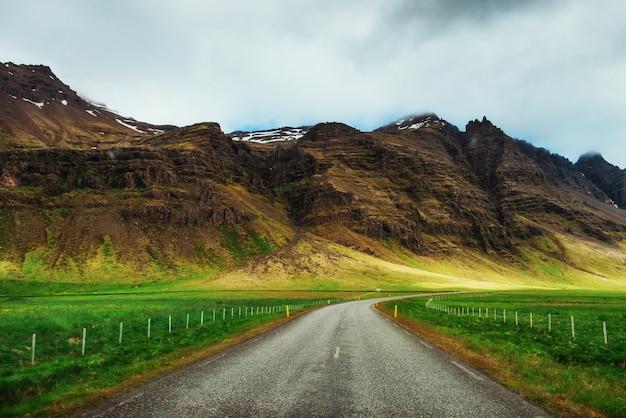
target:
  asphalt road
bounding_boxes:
[77,296,553,417]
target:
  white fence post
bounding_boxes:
[119,322,123,344]
[201,310,204,325]
[169,315,172,333]
[548,313,551,332]
[515,311,518,326]
[148,318,151,339]
[31,333,36,365]
[186,313,190,329]
[571,316,576,339]
[530,313,533,328]
[82,328,86,356]
[603,321,608,345]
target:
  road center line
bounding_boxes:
[451,361,483,381]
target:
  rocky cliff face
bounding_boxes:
[259,118,626,260]
[1,114,625,279]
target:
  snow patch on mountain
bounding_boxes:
[147,127,165,135]
[116,118,146,133]
[230,127,309,143]
[396,114,444,130]
[374,113,447,133]
[22,98,44,109]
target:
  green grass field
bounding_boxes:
[0,283,359,417]
[383,291,626,417]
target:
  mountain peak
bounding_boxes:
[465,116,502,134]
[374,113,444,132]
[577,152,604,163]
[301,122,360,142]
[575,153,626,208]
[0,61,175,149]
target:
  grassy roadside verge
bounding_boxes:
[0,290,357,417]
[377,293,626,418]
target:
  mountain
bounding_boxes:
[1,65,625,289]
[0,62,175,150]
[575,153,626,209]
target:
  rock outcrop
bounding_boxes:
[575,153,626,209]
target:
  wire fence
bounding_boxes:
[14,298,349,367]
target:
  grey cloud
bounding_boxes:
[1,0,625,168]
[391,0,554,25]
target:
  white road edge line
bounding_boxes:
[334,346,340,359]
[451,361,484,381]
[115,392,144,408]
[200,353,226,367]
[417,340,433,349]
[398,326,433,350]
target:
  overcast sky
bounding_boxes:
[2,0,625,167]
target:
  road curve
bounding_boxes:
[77,295,553,417]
